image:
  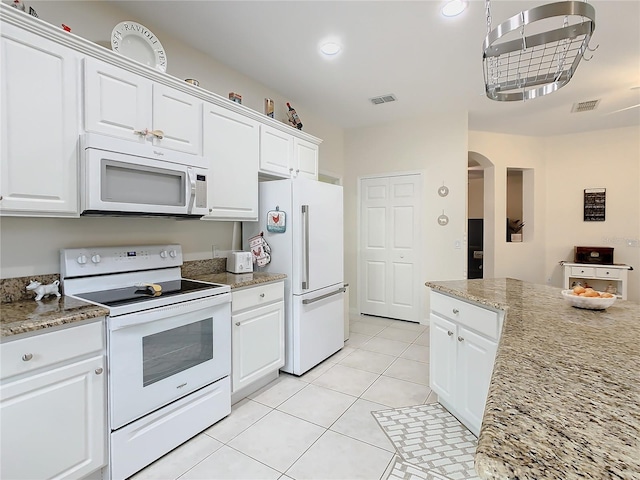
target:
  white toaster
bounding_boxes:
[227,251,253,273]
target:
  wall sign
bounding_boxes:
[584,188,606,221]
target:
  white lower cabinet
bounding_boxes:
[429,292,502,436]
[231,282,285,395]
[0,321,106,480]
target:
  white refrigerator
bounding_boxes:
[244,177,345,375]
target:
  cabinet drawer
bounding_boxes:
[0,320,104,380]
[595,268,620,279]
[232,282,284,313]
[430,293,500,340]
[571,266,595,277]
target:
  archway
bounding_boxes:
[468,151,495,279]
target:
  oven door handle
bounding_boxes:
[109,294,230,331]
[187,167,197,214]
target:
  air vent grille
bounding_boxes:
[370,94,397,105]
[571,100,600,113]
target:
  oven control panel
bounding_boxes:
[60,245,183,278]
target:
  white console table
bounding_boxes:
[562,262,632,300]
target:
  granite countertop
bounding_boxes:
[424,278,640,480]
[192,271,287,289]
[0,296,109,339]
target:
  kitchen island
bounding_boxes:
[425,278,639,480]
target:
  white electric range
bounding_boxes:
[60,244,231,480]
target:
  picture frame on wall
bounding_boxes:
[584,188,606,221]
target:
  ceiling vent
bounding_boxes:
[370,94,397,105]
[571,100,600,113]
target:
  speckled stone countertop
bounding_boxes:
[192,272,287,290]
[424,278,640,480]
[0,297,108,339]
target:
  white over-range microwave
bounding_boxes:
[80,133,208,218]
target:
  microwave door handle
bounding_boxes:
[187,168,196,214]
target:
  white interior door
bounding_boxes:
[360,174,422,322]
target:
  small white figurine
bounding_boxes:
[26,280,61,301]
[12,0,26,12]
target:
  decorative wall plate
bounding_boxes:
[438,185,449,197]
[111,21,167,72]
[438,213,449,226]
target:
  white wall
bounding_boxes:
[468,132,548,284]
[470,126,640,302]
[1,1,343,278]
[543,126,640,301]
[344,111,468,321]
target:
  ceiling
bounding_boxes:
[112,0,640,136]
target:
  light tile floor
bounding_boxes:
[130,314,438,480]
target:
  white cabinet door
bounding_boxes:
[152,84,202,154]
[84,57,152,143]
[259,124,294,177]
[0,355,106,480]
[293,137,318,179]
[85,59,202,154]
[1,25,79,216]
[456,326,497,435]
[232,301,285,392]
[202,103,259,220]
[429,314,456,405]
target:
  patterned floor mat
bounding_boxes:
[373,403,480,480]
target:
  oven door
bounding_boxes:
[108,294,230,430]
[82,148,208,217]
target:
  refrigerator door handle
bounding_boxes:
[302,287,346,305]
[302,204,310,289]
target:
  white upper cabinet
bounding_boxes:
[84,58,202,154]
[202,102,259,221]
[259,124,294,177]
[0,24,80,217]
[293,137,319,179]
[259,124,319,180]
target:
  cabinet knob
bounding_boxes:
[95,368,103,375]
[235,322,240,326]
[457,336,464,342]
[447,331,453,336]
[22,353,33,362]
[452,308,459,314]
[260,293,265,298]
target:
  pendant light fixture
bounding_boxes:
[482,0,597,102]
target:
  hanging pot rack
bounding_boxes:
[482,1,596,102]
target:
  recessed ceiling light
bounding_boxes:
[441,0,468,17]
[320,42,342,56]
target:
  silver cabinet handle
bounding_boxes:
[458,336,464,342]
[302,287,346,305]
[235,322,240,326]
[302,205,310,289]
[447,331,453,336]
[260,293,265,298]
[452,308,459,314]
[95,368,103,375]
[22,353,33,361]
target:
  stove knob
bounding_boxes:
[160,250,168,259]
[77,255,87,265]
[169,250,177,258]
[91,254,101,264]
